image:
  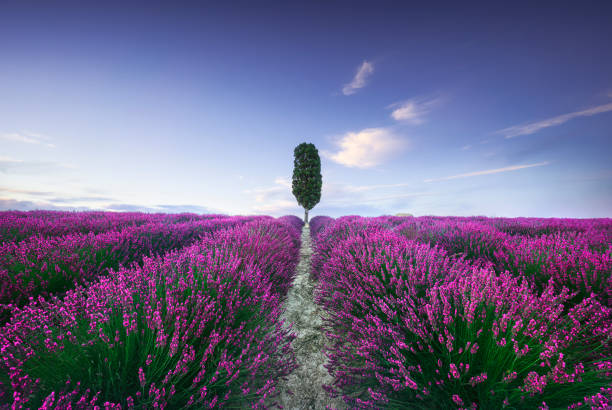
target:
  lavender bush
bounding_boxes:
[397,220,507,266]
[0,216,258,323]
[486,217,612,238]
[197,217,301,299]
[308,215,334,240]
[278,215,305,234]
[0,217,301,408]
[314,218,611,409]
[394,218,612,307]
[492,232,612,307]
[0,211,222,244]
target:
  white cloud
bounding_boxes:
[341,182,413,193]
[322,181,406,197]
[0,198,93,212]
[274,176,291,188]
[424,161,550,183]
[250,186,283,203]
[496,102,612,138]
[324,190,433,205]
[244,177,299,214]
[1,131,55,147]
[461,145,472,151]
[0,156,23,163]
[244,177,290,201]
[0,186,53,196]
[389,97,442,123]
[251,200,298,214]
[322,127,408,168]
[342,61,374,96]
[0,157,76,174]
[245,177,434,216]
[318,181,435,215]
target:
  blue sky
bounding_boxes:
[1,1,611,218]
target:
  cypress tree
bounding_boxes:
[292,142,322,223]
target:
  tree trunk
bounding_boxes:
[304,208,309,224]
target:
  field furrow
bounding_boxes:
[270,223,346,410]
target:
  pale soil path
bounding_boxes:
[269,223,346,410]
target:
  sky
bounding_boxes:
[1,1,611,218]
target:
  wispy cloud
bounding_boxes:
[0,186,53,197]
[48,196,114,204]
[0,198,217,214]
[105,203,214,213]
[319,181,435,216]
[154,204,213,213]
[245,178,424,215]
[342,60,374,96]
[324,191,433,205]
[273,176,291,188]
[322,127,408,168]
[461,144,472,151]
[0,186,113,204]
[245,177,433,216]
[389,97,443,123]
[0,157,75,174]
[424,161,550,183]
[251,200,297,215]
[0,156,23,164]
[340,182,413,193]
[495,102,612,138]
[0,198,94,212]
[244,177,290,202]
[1,131,55,147]
[244,177,300,215]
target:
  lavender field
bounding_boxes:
[309,215,611,409]
[0,211,610,409]
[3,1,612,408]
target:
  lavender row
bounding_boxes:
[487,217,612,237]
[392,219,611,307]
[0,216,301,408]
[393,215,612,238]
[309,215,334,240]
[311,217,612,409]
[492,232,612,307]
[277,214,305,233]
[0,216,261,323]
[310,216,406,281]
[312,216,612,307]
[0,211,227,244]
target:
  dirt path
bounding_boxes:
[270,223,346,410]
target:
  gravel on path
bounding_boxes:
[268,223,346,410]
